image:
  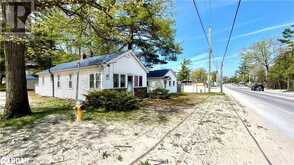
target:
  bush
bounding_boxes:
[149,88,170,99]
[84,90,139,111]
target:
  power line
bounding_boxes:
[221,0,242,63]
[220,0,242,92]
[192,0,209,45]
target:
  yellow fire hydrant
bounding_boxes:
[73,101,84,122]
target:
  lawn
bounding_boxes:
[0,92,212,128]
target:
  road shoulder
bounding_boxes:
[227,92,294,165]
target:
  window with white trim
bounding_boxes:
[134,76,143,87]
[173,81,176,86]
[169,81,171,86]
[134,76,139,87]
[57,75,61,88]
[69,74,72,88]
[139,76,143,87]
[42,76,44,85]
[95,73,101,89]
[113,74,119,88]
[89,74,95,89]
[120,74,126,88]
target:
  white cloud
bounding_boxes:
[232,22,294,40]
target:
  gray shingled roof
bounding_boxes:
[147,69,171,78]
[39,52,124,74]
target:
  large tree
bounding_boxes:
[55,0,181,67]
[250,40,277,82]
[1,1,33,118]
[277,25,294,90]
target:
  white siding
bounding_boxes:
[35,75,52,97]
[147,70,177,93]
[164,71,177,93]
[102,53,147,89]
[148,79,164,92]
[35,52,147,100]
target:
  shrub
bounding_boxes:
[84,90,104,108]
[84,90,139,111]
[149,88,170,99]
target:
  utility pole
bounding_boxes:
[208,26,212,93]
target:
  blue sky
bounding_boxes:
[156,0,294,76]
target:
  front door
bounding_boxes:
[127,75,133,93]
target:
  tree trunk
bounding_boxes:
[287,77,290,91]
[2,2,32,119]
[3,41,31,119]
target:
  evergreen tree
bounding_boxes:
[177,59,192,81]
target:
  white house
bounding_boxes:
[35,51,148,100]
[147,69,177,93]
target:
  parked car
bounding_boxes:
[251,83,264,91]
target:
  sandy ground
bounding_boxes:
[139,96,269,165]
[0,95,275,165]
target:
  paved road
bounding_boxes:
[224,85,294,138]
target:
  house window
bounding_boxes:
[173,81,176,86]
[169,81,171,86]
[164,80,167,88]
[113,74,119,88]
[120,74,126,88]
[57,75,61,88]
[134,76,143,87]
[89,74,95,89]
[134,76,139,87]
[139,76,143,87]
[69,74,72,88]
[95,73,101,89]
[42,76,45,85]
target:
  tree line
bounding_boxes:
[229,25,294,90]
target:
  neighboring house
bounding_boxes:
[147,69,177,93]
[181,81,208,93]
[26,75,37,90]
[35,51,148,100]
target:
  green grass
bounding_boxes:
[0,92,212,128]
[0,97,75,128]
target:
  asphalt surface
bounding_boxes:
[225,85,294,138]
